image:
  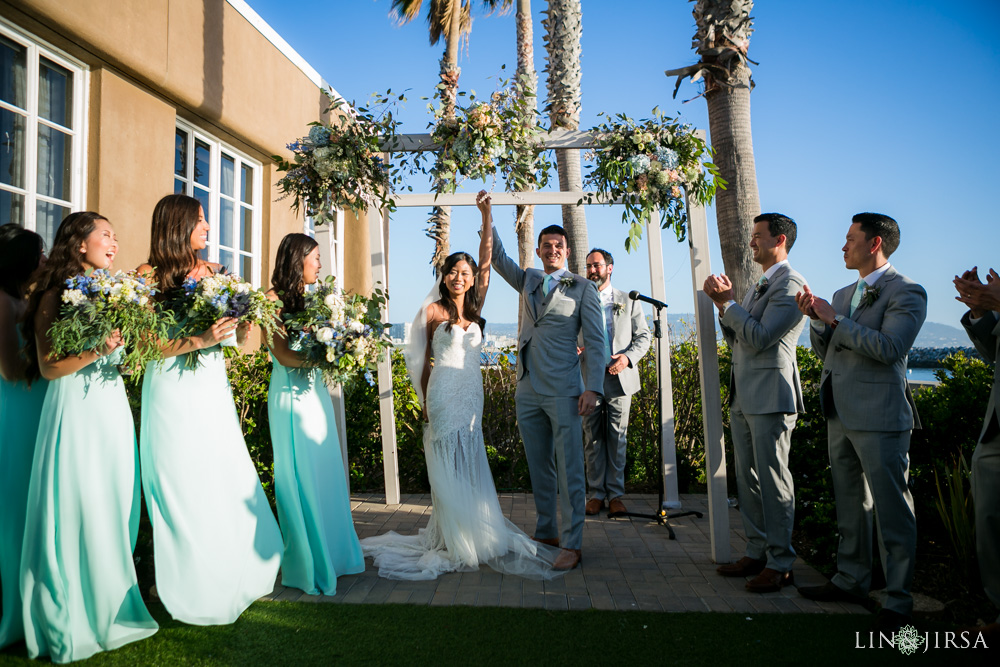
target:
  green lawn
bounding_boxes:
[0,600,984,666]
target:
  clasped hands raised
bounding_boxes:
[954,267,1000,319]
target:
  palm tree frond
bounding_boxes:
[390,0,425,25]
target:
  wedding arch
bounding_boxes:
[331,126,735,563]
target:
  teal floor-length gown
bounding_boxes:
[140,348,282,625]
[0,365,46,649]
[19,351,158,663]
[267,356,364,595]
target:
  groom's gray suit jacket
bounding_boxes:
[720,264,807,415]
[810,266,927,431]
[490,228,606,396]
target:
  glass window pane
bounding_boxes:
[36,125,72,200]
[193,186,210,219]
[194,139,210,187]
[240,164,253,204]
[0,108,26,188]
[36,199,68,247]
[38,58,73,129]
[240,206,253,252]
[174,178,185,194]
[221,153,234,198]
[218,249,233,275]
[175,128,188,177]
[0,188,25,225]
[240,254,253,283]
[219,199,234,248]
[0,35,27,109]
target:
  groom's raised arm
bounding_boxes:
[579,281,607,395]
[489,227,527,293]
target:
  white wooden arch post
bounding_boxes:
[374,129,729,562]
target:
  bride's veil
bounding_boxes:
[404,274,442,410]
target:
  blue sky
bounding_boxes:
[247,0,1000,327]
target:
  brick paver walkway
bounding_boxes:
[261,493,866,615]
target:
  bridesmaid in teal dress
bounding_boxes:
[18,212,157,663]
[137,194,282,625]
[0,225,47,650]
[265,234,364,595]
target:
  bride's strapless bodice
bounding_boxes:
[426,322,483,431]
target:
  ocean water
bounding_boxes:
[907,368,949,383]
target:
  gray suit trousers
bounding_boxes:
[582,394,631,502]
[515,380,586,550]
[827,414,916,616]
[972,430,1000,621]
[730,405,797,572]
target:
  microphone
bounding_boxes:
[629,290,667,310]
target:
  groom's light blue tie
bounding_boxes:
[601,298,613,365]
[542,274,552,296]
[849,280,866,316]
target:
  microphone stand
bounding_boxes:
[610,300,702,539]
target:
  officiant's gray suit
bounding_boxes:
[810,265,926,616]
[962,308,1000,618]
[580,287,651,503]
[491,228,606,550]
[719,263,806,574]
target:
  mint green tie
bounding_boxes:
[849,280,866,316]
[542,274,552,296]
[602,302,613,365]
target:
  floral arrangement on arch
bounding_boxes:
[429,76,551,194]
[585,108,723,249]
[49,269,173,374]
[280,276,391,388]
[273,91,415,225]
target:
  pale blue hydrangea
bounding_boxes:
[656,147,680,169]
[308,125,331,146]
[628,154,651,174]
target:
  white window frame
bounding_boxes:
[309,208,344,284]
[0,18,88,239]
[174,118,263,287]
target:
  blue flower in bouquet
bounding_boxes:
[224,291,253,319]
[628,154,651,174]
[656,147,680,169]
[308,125,331,146]
[181,277,197,296]
[364,370,375,386]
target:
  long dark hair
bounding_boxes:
[148,194,202,300]
[271,233,319,315]
[0,223,44,298]
[437,251,486,332]
[21,212,108,384]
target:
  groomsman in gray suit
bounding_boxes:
[703,213,807,593]
[954,266,1000,638]
[795,213,926,633]
[490,224,606,570]
[580,249,651,517]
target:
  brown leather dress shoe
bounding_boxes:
[553,548,582,570]
[607,497,627,517]
[532,536,560,548]
[716,556,766,578]
[585,498,604,516]
[745,568,794,593]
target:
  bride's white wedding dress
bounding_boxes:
[360,322,561,580]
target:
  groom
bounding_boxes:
[491,223,606,570]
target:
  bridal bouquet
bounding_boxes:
[585,108,722,248]
[281,276,390,387]
[168,273,281,355]
[48,269,170,373]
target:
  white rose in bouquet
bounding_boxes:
[316,327,334,343]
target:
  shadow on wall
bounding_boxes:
[201,0,224,120]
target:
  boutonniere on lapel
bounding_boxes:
[860,285,881,308]
[557,275,575,290]
[612,302,625,316]
[754,277,769,298]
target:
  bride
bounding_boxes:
[360,191,562,580]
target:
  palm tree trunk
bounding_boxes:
[705,61,760,299]
[515,0,536,272]
[543,0,588,275]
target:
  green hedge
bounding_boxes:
[125,344,993,579]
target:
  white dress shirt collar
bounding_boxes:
[762,259,790,282]
[862,262,891,287]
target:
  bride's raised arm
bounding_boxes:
[475,190,492,306]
